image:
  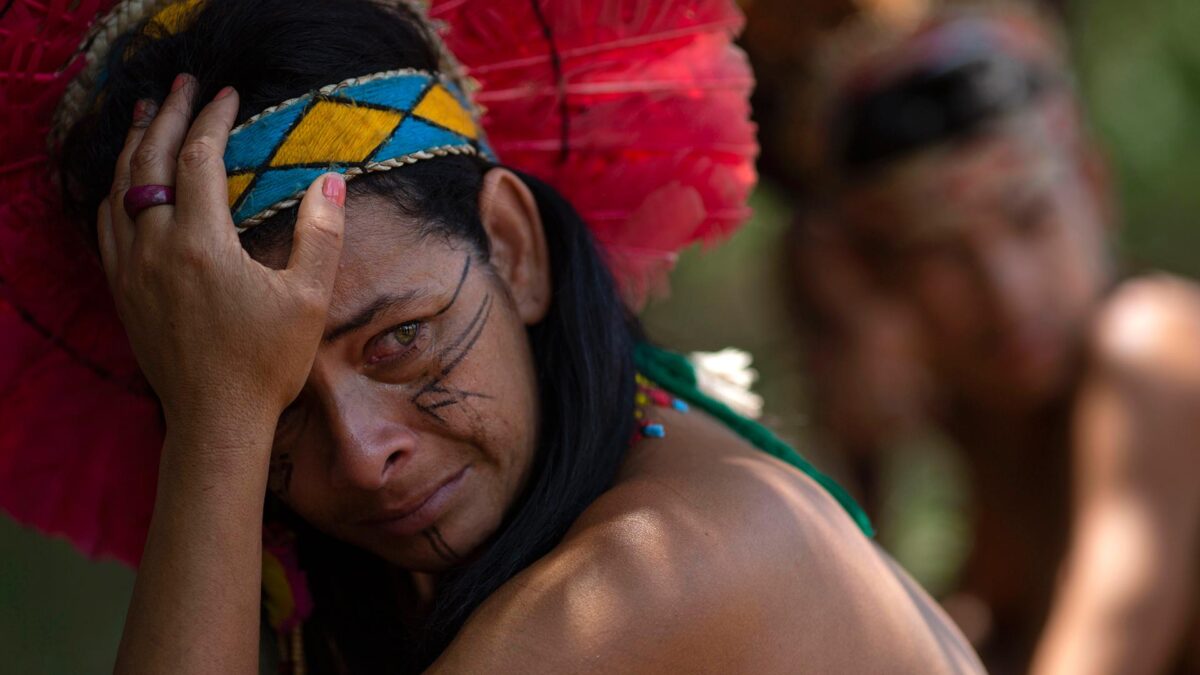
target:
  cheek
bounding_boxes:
[908,260,982,347]
[466,298,540,477]
[1068,226,1108,296]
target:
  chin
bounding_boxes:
[376,515,499,572]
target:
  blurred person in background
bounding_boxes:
[787,204,934,518]
[790,4,1200,674]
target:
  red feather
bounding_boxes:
[431,0,759,305]
[1,0,160,566]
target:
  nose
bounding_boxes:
[320,382,417,491]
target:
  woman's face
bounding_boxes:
[842,110,1110,411]
[257,191,542,572]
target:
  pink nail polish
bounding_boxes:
[322,174,346,207]
[214,86,235,101]
[171,74,188,93]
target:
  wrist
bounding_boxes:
[163,401,280,456]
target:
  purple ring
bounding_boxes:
[123,184,176,220]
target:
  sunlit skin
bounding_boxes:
[839,108,1111,414]
[100,75,985,674]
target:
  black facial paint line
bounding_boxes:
[433,256,473,317]
[436,292,494,377]
[430,525,461,560]
[423,527,457,563]
[411,292,495,424]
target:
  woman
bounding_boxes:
[17,0,982,671]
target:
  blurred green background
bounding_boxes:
[3,0,1198,671]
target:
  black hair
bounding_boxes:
[60,0,640,671]
[832,51,1055,178]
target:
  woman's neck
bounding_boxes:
[410,571,438,607]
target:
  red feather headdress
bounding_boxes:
[0,0,758,566]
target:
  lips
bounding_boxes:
[357,466,470,537]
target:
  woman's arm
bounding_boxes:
[99,75,345,674]
[115,420,276,673]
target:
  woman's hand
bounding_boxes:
[97,74,345,440]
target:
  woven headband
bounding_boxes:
[224,69,494,229]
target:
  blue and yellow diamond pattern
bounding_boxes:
[224,71,492,226]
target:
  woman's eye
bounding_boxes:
[366,320,425,365]
[392,321,420,346]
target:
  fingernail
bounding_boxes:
[214,86,235,101]
[322,174,346,207]
[132,98,158,125]
[171,73,189,93]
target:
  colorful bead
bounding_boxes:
[633,372,689,440]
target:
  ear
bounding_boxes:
[479,168,551,325]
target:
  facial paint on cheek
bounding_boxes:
[411,257,496,425]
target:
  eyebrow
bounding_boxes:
[323,291,422,344]
[322,257,473,345]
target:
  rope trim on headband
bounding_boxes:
[50,0,175,149]
[234,144,481,231]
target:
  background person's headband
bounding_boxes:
[833,50,1052,173]
[813,12,1071,180]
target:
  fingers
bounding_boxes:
[112,98,158,195]
[175,86,240,245]
[128,74,198,232]
[286,174,346,296]
[110,99,159,260]
[97,198,120,291]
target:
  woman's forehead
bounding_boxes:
[872,128,1062,206]
[330,196,470,314]
[841,129,1069,246]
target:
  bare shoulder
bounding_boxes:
[434,410,982,674]
[1077,274,1200,491]
[1093,274,1200,380]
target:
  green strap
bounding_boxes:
[634,343,875,538]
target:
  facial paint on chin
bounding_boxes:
[423,525,461,563]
